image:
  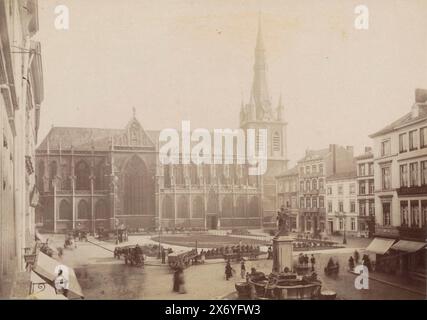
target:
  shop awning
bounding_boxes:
[391,240,426,253]
[27,271,67,300]
[365,237,396,255]
[33,252,84,299]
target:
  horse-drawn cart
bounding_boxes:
[168,249,198,270]
[114,245,144,267]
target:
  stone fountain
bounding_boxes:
[236,208,327,300]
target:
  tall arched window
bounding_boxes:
[192,196,204,218]
[37,161,45,192]
[236,196,246,217]
[312,179,317,190]
[162,195,174,219]
[249,196,259,217]
[164,165,171,188]
[123,156,145,215]
[177,196,189,218]
[190,165,199,185]
[61,161,71,190]
[222,196,233,217]
[204,165,211,185]
[75,160,90,190]
[49,161,58,191]
[59,199,72,220]
[77,200,90,219]
[95,200,109,219]
[95,160,106,190]
[273,132,281,152]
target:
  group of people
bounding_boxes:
[225,259,249,280]
[298,253,316,271]
[348,250,373,272]
[202,245,260,258]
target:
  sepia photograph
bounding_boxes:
[0,0,426,305]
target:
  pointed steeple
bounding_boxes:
[277,93,284,121]
[251,12,272,120]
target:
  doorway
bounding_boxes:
[207,215,218,230]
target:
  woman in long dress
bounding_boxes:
[178,269,186,294]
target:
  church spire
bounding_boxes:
[251,13,272,120]
[277,93,284,121]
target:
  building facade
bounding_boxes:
[355,147,375,237]
[369,88,427,279]
[0,0,43,295]
[275,166,299,231]
[297,144,355,236]
[325,173,358,236]
[35,18,288,233]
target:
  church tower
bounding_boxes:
[240,15,289,219]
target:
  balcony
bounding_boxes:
[300,208,326,214]
[301,189,325,196]
[398,226,427,242]
[396,185,427,196]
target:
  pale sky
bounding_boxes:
[35,0,427,166]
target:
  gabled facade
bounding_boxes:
[35,17,288,233]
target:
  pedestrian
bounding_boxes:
[178,268,186,294]
[54,269,69,297]
[310,254,316,271]
[225,260,233,280]
[267,246,272,259]
[161,248,166,264]
[354,250,360,264]
[172,268,180,292]
[298,253,304,265]
[348,256,355,271]
[304,254,309,266]
[240,260,246,279]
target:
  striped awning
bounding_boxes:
[391,240,426,253]
[365,237,395,255]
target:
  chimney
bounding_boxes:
[329,144,336,174]
[415,88,427,103]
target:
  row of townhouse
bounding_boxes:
[366,88,426,281]
[276,88,426,282]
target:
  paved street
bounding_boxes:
[42,233,425,300]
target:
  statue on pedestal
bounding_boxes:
[276,206,290,237]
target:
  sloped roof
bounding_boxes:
[326,171,357,181]
[37,127,160,151]
[369,105,427,138]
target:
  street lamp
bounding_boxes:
[157,226,162,259]
[342,212,347,245]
